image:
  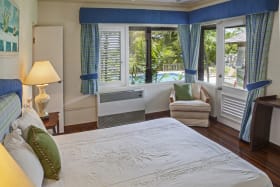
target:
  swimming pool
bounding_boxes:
[130,71,184,84]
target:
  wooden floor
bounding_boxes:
[191,120,280,187]
[65,114,280,187]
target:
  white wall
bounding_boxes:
[0,0,37,103]
[38,2,96,126]
[267,11,280,145]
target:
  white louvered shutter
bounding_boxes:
[100,31,122,83]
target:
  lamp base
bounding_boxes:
[40,114,49,120]
[35,84,50,118]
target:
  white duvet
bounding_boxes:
[43,118,272,187]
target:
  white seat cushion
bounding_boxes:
[169,100,211,112]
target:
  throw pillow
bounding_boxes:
[4,129,44,187]
[27,125,61,180]
[12,108,48,140]
[174,83,193,100]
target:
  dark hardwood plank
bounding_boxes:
[63,122,97,134]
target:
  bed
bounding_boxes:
[0,79,273,187]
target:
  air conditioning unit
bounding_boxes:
[97,89,145,128]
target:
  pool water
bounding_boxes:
[130,71,184,84]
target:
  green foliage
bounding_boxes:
[129,29,183,83]
[204,29,216,67]
[224,27,245,55]
[151,31,182,70]
[2,9,10,33]
[129,31,146,83]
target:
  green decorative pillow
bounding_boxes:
[174,83,193,100]
[27,125,61,180]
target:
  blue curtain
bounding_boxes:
[178,24,201,83]
[80,24,99,95]
[239,12,274,142]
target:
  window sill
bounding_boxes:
[222,85,247,92]
[128,80,185,88]
[99,80,185,93]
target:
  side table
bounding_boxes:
[250,95,280,151]
[42,112,59,135]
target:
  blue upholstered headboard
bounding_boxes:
[0,79,22,141]
[0,79,22,103]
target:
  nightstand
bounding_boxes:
[42,112,59,135]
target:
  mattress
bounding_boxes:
[43,118,272,187]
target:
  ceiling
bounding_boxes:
[38,0,229,11]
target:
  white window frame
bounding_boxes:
[127,24,184,86]
[99,24,127,90]
[99,24,184,91]
[217,17,246,90]
[197,16,246,90]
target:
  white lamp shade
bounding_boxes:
[24,60,61,85]
[0,144,35,187]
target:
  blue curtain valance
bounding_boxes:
[80,8,189,24]
[79,0,278,24]
[190,0,278,24]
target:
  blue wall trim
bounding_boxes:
[189,0,279,23]
[80,8,189,24]
[79,0,278,24]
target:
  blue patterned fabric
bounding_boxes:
[79,1,278,24]
[246,80,271,91]
[0,79,22,103]
[0,93,21,141]
[80,24,99,95]
[239,12,274,142]
[178,24,201,83]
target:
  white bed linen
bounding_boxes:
[43,118,272,187]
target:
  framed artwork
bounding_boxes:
[0,0,19,54]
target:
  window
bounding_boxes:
[224,26,246,89]
[99,26,125,86]
[198,22,246,89]
[129,27,183,85]
[198,25,217,84]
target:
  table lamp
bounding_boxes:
[0,144,35,187]
[24,60,61,118]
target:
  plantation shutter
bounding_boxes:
[100,31,122,82]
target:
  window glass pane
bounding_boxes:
[198,26,217,84]
[224,26,246,89]
[100,31,122,83]
[129,30,146,84]
[129,27,183,85]
[151,30,183,83]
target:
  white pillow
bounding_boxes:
[12,108,47,140]
[4,129,44,187]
